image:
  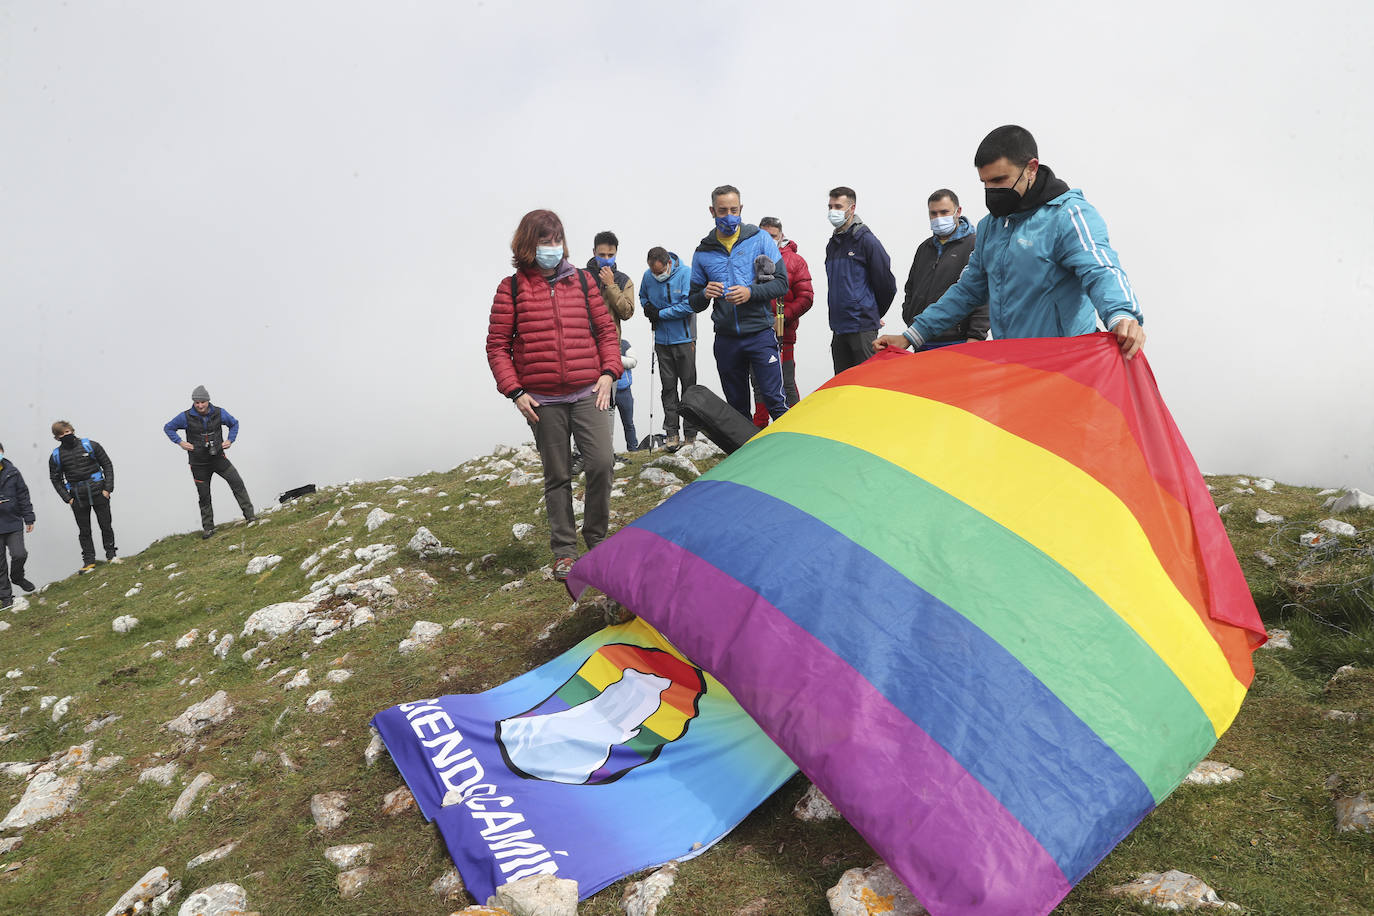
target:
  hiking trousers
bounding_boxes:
[190,455,254,531]
[0,530,26,600]
[716,328,787,420]
[69,489,116,564]
[654,342,698,439]
[529,392,613,559]
[613,386,637,452]
[831,331,876,375]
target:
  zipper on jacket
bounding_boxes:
[550,277,568,386]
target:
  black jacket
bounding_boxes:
[901,220,990,342]
[49,437,114,502]
[0,459,35,534]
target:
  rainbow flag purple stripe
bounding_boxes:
[569,335,1265,915]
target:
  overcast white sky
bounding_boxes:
[3,1,1372,587]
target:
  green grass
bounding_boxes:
[0,461,1371,915]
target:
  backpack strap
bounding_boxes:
[577,269,599,336]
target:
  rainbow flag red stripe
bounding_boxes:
[570,334,1264,915]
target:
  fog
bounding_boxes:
[3,1,1372,588]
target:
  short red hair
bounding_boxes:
[511,209,569,270]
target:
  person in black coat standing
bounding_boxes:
[0,441,36,607]
[48,420,118,574]
[900,188,990,348]
[163,385,256,539]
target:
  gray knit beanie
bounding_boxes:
[191,385,211,402]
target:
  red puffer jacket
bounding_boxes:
[486,264,623,398]
[776,239,815,348]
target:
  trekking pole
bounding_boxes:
[648,346,657,454]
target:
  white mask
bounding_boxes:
[827,208,849,228]
[930,215,957,237]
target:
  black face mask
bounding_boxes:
[984,166,1028,218]
[59,433,77,447]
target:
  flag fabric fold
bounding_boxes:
[568,334,1264,916]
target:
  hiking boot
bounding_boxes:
[78,563,96,575]
[11,577,35,593]
[552,557,576,582]
[202,527,216,540]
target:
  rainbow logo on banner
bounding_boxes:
[569,334,1266,916]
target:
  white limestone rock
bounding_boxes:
[407,526,457,558]
[365,507,395,531]
[245,554,283,575]
[622,861,677,916]
[1318,518,1358,538]
[512,522,535,541]
[102,866,172,916]
[649,454,701,478]
[284,669,311,690]
[1262,629,1293,650]
[430,866,466,903]
[140,762,181,786]
[325,668,353,683]
[212,634,235,660]
[324,842,374,870]
[487,874,580,916]
[794,782,842,821]
[1335,792,1374,832]
[242,601,317,639]
[639,467,682,488]
[1331,488,1374,513]
[1108,869,1241,910]
[677,439,723,461]
[1327,664,1358,688]
[0,770,82,829]
[112,615,140,633]
[1255,508,1284,524]
[177,882,248,916]
[350,606,375,628]
[508,468,538,486]
[174,628,200,649]
[1254,551,1277,568]
[365,729,387,767]
[398,620,443,654]
[1255,477,1275,491]
[164,691,234,736]
[169,772,214,821]
[187,841,238,869]
[311,791,350,831]
[306,689,335,713]
[124,586,141,598]
[1185,760,1245,785]
[337,866,376,898]
[50,695,73,723]
[827,862,928,915]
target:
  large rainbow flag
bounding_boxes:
[569,334,1266,916]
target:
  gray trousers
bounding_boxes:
[531,393,613,559]
[654,342,698,438]
[831,331,876,375]
[0,530,26,600]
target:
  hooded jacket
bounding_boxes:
[824,217,897,334]
[49,436,114,502]
[0,458,35,534]
[904,165,1143,347]
[775,239,815,348]
[688,224,789,337]
[486,261,623,398]
[900,216,989,342]
[639,253,696,346]
[585,257,635,329]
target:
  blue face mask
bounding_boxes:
[535,245,564,269]
[714,213,741,236]
[930,215,957,237]
[595,255,616,269]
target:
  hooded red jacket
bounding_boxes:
[776,239,815,348]
[486,264,623,398]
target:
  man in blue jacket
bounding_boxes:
[164,385,256,539]
[825,186,897,374]
[875,125,1145,358]
[0,442,36,608]
[640,246,698,447]
[689,185,791,420]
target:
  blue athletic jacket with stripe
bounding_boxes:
[904,168,1143,347]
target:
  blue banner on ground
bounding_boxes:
[371,617,797,901]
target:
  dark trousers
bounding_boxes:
[530,393,613,559]
[716,328,787,420]
[750,357,799,427]
[655,342,698,439]
[831,331,876,375]
[191,455,254,531]
[613,386,637,451]
[70,492,116,564]
[0,530,27,600]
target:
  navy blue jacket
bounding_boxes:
[0,459,35,534]
[688,225,789,337]
[824,219,897,334]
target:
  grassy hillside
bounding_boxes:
[0,448,1371,915]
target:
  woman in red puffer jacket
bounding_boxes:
[486,209,622,580]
